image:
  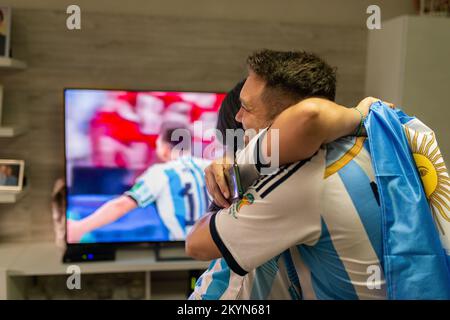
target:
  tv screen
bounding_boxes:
[64,89,225,244]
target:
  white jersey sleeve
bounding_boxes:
[235,128,268,190]
[124,164,168,207]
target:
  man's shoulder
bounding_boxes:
[324,136,372,178]
[249,149,326,198]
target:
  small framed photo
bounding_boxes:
[0,7,11,57]
[0,159,24,191]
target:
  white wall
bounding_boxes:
[366,15,450,161]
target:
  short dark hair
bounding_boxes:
[247,49,336,118]
[216,80,244,145]
[159,122,191,148]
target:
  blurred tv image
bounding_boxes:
[65,89,225,244]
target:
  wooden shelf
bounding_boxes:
[0,188,28,204]
[0,57,27,69]
[0,242,209,299]
[0,126,26,138]
[6,242,208,276]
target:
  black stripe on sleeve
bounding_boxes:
[255,164,289,192]
[260,159,309,199]
[209,212,248,276]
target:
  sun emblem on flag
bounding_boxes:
[405,127,450,234]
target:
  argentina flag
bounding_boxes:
[365,101,450,299]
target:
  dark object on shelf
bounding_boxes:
[154,242,192,261]
[63,244,116,263]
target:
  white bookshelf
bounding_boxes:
[0,57,27,138]
[0,57,27,70]
[0,242,209,300]
[0,126,26,138]
[0,187,28,204]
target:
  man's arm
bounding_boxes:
[67,195,137,243]
[206,97,393,207]
[67,164,168,243]
[185,212,221,260]
[264,98,358,164]
[187,150,325,273]
[264,97,392,164]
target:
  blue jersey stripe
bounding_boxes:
[282,251,302,300]
[194,260,216,294]
[163,168,186,233]
[337,160,383,267]
[184,157,205,217]
[204,259,231,299]
[178,158,199,218]
[189,157,210,211]
[250,257,279,299]
[298,219,359,300]
[189,157,209,214]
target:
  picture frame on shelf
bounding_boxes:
[0,159,25,192]
[0,7,11,57]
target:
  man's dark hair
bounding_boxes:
[160,122,191,148]
[247,49,336,118]
[216,80,245,145]
[217,80,245,134]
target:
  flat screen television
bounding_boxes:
[64,88,225,245]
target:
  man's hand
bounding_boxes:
[204,157,233,208]
[354,97,395,136]
[355,97,395,117]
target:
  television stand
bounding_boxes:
[63,245,116,263]
[154,243,191,261]
[0,242,210,299]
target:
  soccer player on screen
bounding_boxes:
[67,122,211,243]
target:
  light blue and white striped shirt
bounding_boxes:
[126,156,210,240]
[195,133,386,300]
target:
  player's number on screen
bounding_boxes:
[181,183,195,226]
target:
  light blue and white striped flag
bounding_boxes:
[365,101,450,299]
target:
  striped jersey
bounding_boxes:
[195,128,386,299]
[189,251,301,300]
[190,129,301,300]
[125,155,211,240]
